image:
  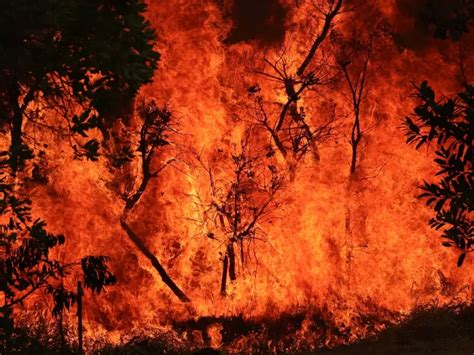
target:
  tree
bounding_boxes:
[0,1,159,349]
[245,0,344,172]
[0,151,116,352]
[403,81,473,266]
[113,99,190,302]
[196,132,283,295]
[330,25,379,286]
[334,33,373,176]
[0,1,193,304]
[0,0,159,173]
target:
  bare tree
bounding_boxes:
[244,0,344,171]
[195,132,283,295]
[110,99,190,302]
[336,35,373,175]
[331,25,382,286]
[245,84,336,172]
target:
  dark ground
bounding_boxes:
[98,305,474,354]
[317,306,474,355]
[6,304,474,354]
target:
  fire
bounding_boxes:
[6,0,473,352]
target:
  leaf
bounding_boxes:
[457,253,466,267]
[419,81,435,102]
[415,137,427,149]
[434,198,445,212]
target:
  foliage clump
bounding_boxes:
[404,81,474,266]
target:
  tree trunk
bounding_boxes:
[227,243,236,281]
[350,144,358,175]
[9,103,23,174]
[220,243,236,295]
[8,83,36,175]
[120,218,190,302]
[349,111,361,175]
[220,255,228,295]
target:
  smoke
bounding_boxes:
[221,0,287,45]
[390,0,469,50]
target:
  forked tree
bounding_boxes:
[334,33,374,176]
[244,0,344,172]
[330,29,375,285]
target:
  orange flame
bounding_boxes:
[21,0,473,351]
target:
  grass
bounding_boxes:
[4,304,474,354]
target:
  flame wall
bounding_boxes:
[26,0,473,348]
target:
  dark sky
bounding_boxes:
[223,0,287,45]
[220,0,471,51]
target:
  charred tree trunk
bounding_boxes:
[9,93,24,175]
[220,254,228,296]
[344,181,355,289]
[116,103,191,304]
[8,83,36,175]
[349,108,362,175]
[227,243,236,282]
[120,218,190,302]
[220,243,237,295]
[240,239,244,266]
[297,0,343,77]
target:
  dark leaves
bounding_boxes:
[3,0,159,165]
[418,80,435,102]
[73,139,101,161]
[81,256,116,294]
[457,253,467,267]
[135,100,173,165]
[405,82,473,266]
[111,146,135,168]
[9,142,35,173]
[71,110,99,137]
[48,286,77,317]
[0,157,115,317]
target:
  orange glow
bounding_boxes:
[17,0,473,351]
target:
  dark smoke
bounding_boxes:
[222,0,287,45]
[391,0,473,50]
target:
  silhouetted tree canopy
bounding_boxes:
[0,1,160,348]
[404,81,474,266]
[0,151,116,321]
[0,0,159,172]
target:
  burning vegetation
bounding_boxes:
[0,0,473,353]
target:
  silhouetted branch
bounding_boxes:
[119,218,190,302]
[297,0,344,77]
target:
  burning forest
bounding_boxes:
[1,0,473,353]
